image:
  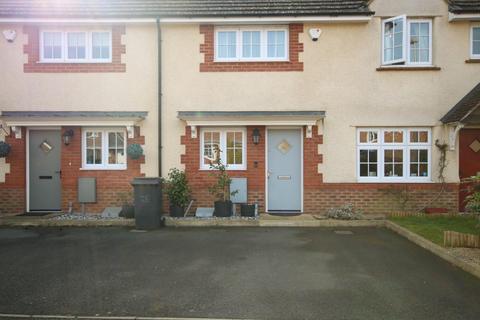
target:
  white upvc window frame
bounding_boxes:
[199,127,247,171]
[407,19,433,65]
[356,128,432,183]
[382,15,433,66]
[471,24,480,59]
[90,30,113,62]
[382,15,407,65]
[65,31,88,62]
[39,29,112,63]
[81,128,127,170]
[214,25,289,62]
[39,30,64,62]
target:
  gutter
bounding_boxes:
[157,17,163,177]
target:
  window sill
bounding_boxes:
[199,167,247,171]
[38,60,113,64]
[465,59,480,64]
[357,179,433,183]
[376,66,441,71]
[80,167,127,171]
[213,59,289,63]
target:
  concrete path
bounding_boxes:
[0,227,479,320]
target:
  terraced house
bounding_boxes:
[0,0,479,216]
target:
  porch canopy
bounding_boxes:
[440,82,480,149]
[441,82,480,126]
[177,111,326,138]
[0,111,148,138]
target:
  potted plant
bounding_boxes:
[208,152,238,217]
[164,168,191,217]
[0,141,11,158]
[117,191,135,219]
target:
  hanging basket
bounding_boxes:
[0,141,11,158]
[127,143,143,160]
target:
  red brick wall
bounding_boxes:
[0,128,26,215]
[180,126,266,213]
[23,25,126,73]
[61,126,144,213]
[303,183,459,215]
[199,24,304,72]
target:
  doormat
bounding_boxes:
[267,211,302,217]
[17,212,55,217]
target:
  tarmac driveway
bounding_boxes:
[0,227,479,320]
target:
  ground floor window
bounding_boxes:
[357,128,431,182]
[82,128,126,170]
[200,127,246,170]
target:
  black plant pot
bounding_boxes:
[120,205,135,219]
[214,200,233,217]
[170,205,185,217]
[240,204,256,217]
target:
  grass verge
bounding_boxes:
[389,215,479,246]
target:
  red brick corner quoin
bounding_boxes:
[199,24,304,72]
[23,25,126,73]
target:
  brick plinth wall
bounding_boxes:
[199,24,304,72]
[61,126,144,213]
[303,183,459,215]
[181,126,266,214]
[23,25,126,73]
[0,128,26,215]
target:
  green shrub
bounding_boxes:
[164,168,190,208]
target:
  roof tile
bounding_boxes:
[0,0,373,18]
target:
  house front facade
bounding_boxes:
[0,0,480,216]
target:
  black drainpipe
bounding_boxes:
[156,17,162,177]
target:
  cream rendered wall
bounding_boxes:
[0,23,159,176]
[161,0,480,183]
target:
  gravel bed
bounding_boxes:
[51,214,128,221]
[447,247,480,266]
[166,216,258,221]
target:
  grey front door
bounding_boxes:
[267,129,302,211]
[29,130,62,211]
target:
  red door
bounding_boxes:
[459,129,480,211]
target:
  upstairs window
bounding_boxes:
[215,26,288,62]
[472,26,480,58]
[67,32,86,60]
[40,30,112,63]
[92,32,111,60]
[42,32,62,60]
[382,16,432,66]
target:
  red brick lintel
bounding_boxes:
[199,24,304,72]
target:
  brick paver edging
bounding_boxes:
[385,220,480,279]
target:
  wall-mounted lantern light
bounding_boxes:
[62,129,74,145]
[252,128,261,145]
